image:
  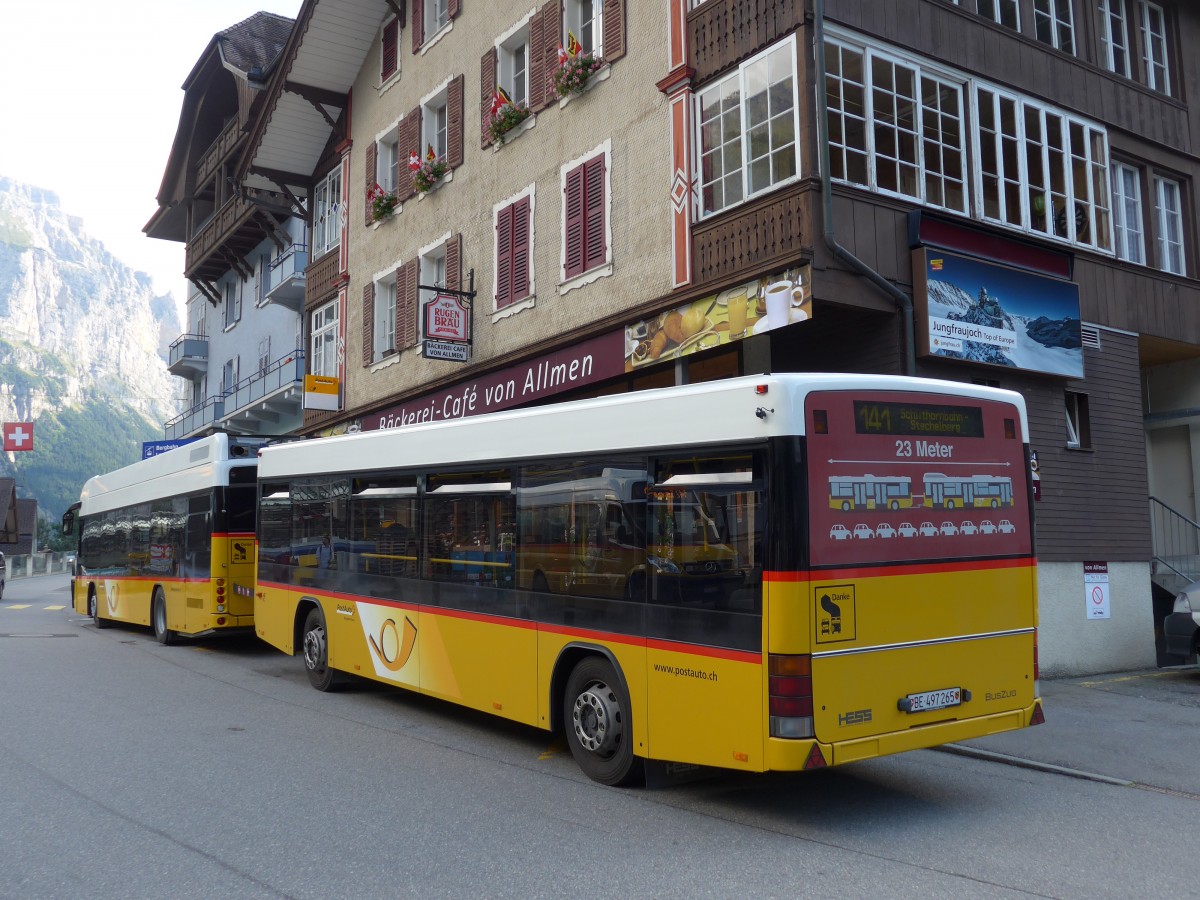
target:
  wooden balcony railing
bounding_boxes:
[306,248,342,306]
[692,182,812,289]
[195,118,240,187]
[689,0,804,84]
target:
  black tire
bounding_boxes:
[152,588,175,645]
[302,606,340,692]
[562,656,642,786]
[90,588,111,629]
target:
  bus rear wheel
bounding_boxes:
[302,607,340,692]
[152,588,175,645]
[563,657,642,786]
[89,589,110,629]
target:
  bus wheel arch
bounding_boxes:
[553,645,643,786]
[152,586,175,645]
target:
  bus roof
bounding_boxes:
[79,434,261,516]
[259,373,1029,480]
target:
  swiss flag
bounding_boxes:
[2,421,34,452]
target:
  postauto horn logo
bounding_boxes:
[368,616,418,672]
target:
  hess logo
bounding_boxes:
[368,616,418,672]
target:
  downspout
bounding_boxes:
[814,0,917,376]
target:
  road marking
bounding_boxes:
[1077,671,1176,687]
[5,605,32,610]
[43,605,66,610]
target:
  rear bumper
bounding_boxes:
[1163,612,1199,659]
[765,699,1043,772]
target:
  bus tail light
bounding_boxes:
[216,578,226,613]
[769,654,814,739]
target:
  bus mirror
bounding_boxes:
[61,506,77,538]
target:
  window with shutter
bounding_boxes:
[380,17,399,80]
[398,260,419,349]
[562,149,609,282]
[397,108,421,201]
[495,194,532,308]
[362,283,375,365]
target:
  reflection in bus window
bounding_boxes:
[348,476,418,579]
[424,470,514,588]
[649,454,763,613]
[517,460,649,602]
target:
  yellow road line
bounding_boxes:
[44,605,66,610]
[1078,671,1176,687]
[5,605,31,610]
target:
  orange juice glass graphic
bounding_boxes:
[727,296,748,338]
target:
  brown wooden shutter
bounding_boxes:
[541,1,563,107]
[393,266,405,353]
[447,74,464,170]
[564,162,586,279]
[399,259,419,349]
[381,18,398,79]
[481,48,497,148]
[397,107,421,201]
[411,0,424,53]
[602,0,626,62]
[363,141,377,226]
[448,0,461,19]
[446,233,462,292]
[496,205,513,307]
[362,282,375,365]
[528,8,546,112]
[584,155,607,272]
[512,196,531,301]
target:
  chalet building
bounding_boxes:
[146,12,308,440]
[210,0,1200,676]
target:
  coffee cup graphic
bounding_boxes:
[764,281,793,329]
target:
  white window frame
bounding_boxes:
[373,274,398,362]
[1065,391,1089,450]
[973,83,1111,253]
[312,167,342,257]
[1033,0,1074,53]
[417,234,450,349]
[498,23,531,107]
[1154,175,1186,276]
[825,37,967,214]
[426,0,450,37]
[223,357,239,395]
[1111,162,1144,264]
[375,119,402,194]
[1099,0,1132,77]
[422,85,449,162]
[223,280,242,330]
[1138,0,1171,95]
[310,298,340,378]
[257,336,272,375]
[695,36,801,219]
[564,0,603,57]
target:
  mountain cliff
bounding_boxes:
[0,177,182,520]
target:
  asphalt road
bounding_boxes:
[2,574,1196,899]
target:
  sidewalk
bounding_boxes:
[949,668,1200,796]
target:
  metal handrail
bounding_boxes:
[1149,496,1200,587]
[168,332,208,352]
[222,350,305,397]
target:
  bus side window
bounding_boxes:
[185,494,212,579]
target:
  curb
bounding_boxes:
[935,742,1134,786]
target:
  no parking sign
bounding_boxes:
[1084,561,1110,619]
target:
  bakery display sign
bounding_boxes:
[623,263,813,372]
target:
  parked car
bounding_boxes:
[959,520,979,535]
[897,522,918,538]
[978,520,998,535]
[1164,580,1200,663]
[853,524,875,540]
[940,521,959,536]
[918,521,939,537]
[875,523,897,539]
[997,519,1016,534]
[829,524,851,541]
[0,550,5,600]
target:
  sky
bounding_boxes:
[0,0,299,319]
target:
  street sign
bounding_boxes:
[142,439,200,459]
[424,340,470,362]
[425,293,471,342]
[304,375,340,410]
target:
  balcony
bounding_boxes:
[167,333,209,378]
[164,396,225,441]
[263,244,308,312]
[185,187,294,284]
[218,351,306,435]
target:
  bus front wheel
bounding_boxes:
[89,589,110,629]
[152,588,176,645]
[302,607,340,692]
[563,657,642,786]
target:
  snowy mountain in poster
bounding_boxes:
[925,252,1083,377]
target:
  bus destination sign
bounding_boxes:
[854,401,985,438]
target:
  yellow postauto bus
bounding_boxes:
[254,373,1042,785]
[62,435,262,643]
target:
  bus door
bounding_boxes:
[804,391,1037,760]
[61,503,83,614]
